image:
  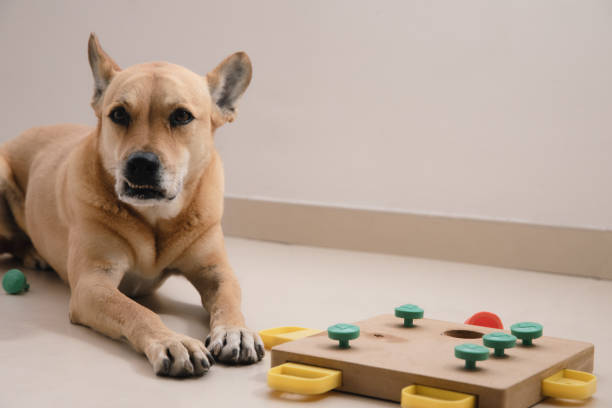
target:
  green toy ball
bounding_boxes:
[2,269,29,294]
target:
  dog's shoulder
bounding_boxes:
[2,124,93,192]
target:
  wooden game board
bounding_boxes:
[270,315,594,408]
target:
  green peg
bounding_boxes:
[483,332,517,357]
[2,269,29,295]
[455,344,489,369]
[511,322,543,346]
[394,304,424,327]
[328,323,360,348]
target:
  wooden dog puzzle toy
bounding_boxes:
[265,305,596,407]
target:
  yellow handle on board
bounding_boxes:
[401,385,475,408]
[268,363,341,395]
[542,369,597,400]
[259,327,323,349]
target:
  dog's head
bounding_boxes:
[87,33,251,208]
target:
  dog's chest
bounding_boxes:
[118,269,174,297]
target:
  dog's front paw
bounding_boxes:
[21,246,49,270]
[144,332,215,377]
[205,326,265,365]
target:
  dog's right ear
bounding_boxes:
[88,33,120,115]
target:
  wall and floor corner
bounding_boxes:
[223,197,611,280]
[1,1,610,279]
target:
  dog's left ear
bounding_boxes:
[88,33,121,115]
[206,52,252,128]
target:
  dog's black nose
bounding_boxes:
[125,151,161,186]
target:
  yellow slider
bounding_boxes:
[401,385,475,408]
[268,363,342,395]
[542,369,597,400]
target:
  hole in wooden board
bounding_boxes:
[373,333,384,338]
[443,329,484,339]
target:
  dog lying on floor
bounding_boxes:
[0,33,264,376]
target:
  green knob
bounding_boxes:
[2,269,29,294]
[328,323,360,348]
[455,343,489,369]
[483,332,517,357]
[394,304,424,327]
[511,322,543,346]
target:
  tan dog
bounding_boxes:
[0,34,264,376]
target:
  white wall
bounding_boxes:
[1,0,610,229]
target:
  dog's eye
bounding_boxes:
[109,106,130,126]
[169,109,194,127]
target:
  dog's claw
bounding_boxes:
[205,348,216,366]
[156,357,171,376]
[255,343,265,360]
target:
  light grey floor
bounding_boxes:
[1,237,610,407]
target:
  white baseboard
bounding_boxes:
[222,197,611,280]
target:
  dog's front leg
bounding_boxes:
[67,232,214,376]
[178,225,265,364]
